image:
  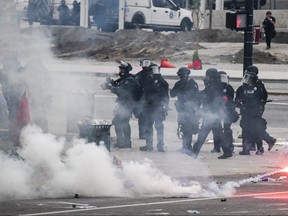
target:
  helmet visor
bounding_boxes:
[141,60,151,68]
[220,74,229,84]
[151,65,160,74]
[241,73,253,85]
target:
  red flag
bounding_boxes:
[16,91,30,128]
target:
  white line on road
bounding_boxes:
[21,191,288,216]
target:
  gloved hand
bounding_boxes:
[101,77,113,90]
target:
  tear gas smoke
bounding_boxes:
[0,125,238,201]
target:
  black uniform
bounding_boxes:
[170,69,200,152]
[134,62,150,139]
[218,75,238,159]
[192,68,223,158]
[102,62,139,148]
[140,66,169,152]
[235,72,276,155]
[262,11,276,49]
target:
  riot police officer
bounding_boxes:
[139,64,169,152]
[134,59,151,139]
[191,68,224,158]
[218,71,239,159]
[101,60,139,148]
[235,70,276,155]
[170,67,200,153]
[245,65,268,152]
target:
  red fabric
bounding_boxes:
[193,60,202,70]
[16,91,30,128]
[223,96,228,104]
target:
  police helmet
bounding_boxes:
[119,60,133,72]
[140,59,151,68]
[150,63,160,74]
[177,67,190,76]
[61,0,66,4]
[242,71,258,85]
[246,65,259,75]
[206,68,219,78]
[219,71,229,84]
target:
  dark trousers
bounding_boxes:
[265,31,273,48]
[138,112,146,138]
[113,104,132,147]
[145,106,165,150]
[192,118,223,157]
[221,122,234,154]
[178,112,199,150]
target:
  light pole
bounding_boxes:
[80,0,89,28]
[243,0,254,75]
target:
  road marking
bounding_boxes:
[20,197,219,216]
[21,191,288,216]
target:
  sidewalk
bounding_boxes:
[49,60,288,81]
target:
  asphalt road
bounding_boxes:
[2,176,288,215]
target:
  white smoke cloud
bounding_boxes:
[0,124,240,201]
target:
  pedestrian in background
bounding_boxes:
[58,0,70,25]
[170,67,200,154]
[139,64,169,152]
[262,11,276,49]
[71,0,80,25]
[27,0,37,26]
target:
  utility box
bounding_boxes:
[253,25,261,45]
[78,119,112,151]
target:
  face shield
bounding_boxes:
[241,73,254,85]
[141,59,151,68]
[151,65,160,74]
[220,74,229,84]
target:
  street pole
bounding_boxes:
[80,0,89,28]
[243,0,253,75]
[118,0,125,30]
[209,0,212,29]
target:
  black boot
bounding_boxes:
[218,153,233,159]
[268,138,276,151]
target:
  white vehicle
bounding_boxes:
[125,0,193,31]
[90,0,193,32]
